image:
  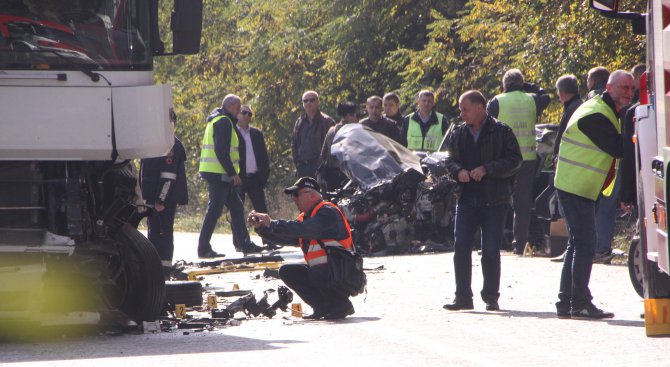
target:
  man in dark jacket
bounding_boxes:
[291,91,336,178]
[360,95,401,142]
[586,66,610,100]
[553,75,583,164]
[236,104,270,216]
[383,92,404,126]
[319,101,358,192]
[443,90,522,312]
[140,109,188,274]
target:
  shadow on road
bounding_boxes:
[461,309,645,327]
[0,332,304,363]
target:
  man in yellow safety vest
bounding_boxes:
[553,70,634,320]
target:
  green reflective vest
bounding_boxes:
[496,91,537,161]
[554,95,620,200]
[406,112,445,152]
[199,114,240,178]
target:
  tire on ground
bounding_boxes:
[165,281,204,307]
[116,224,166,321]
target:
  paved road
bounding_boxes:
[0,233,666,367]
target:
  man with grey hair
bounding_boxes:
[198,94,263,258]
[291,91,336,178]
[554,70,634,319]
[552,75,583,163]
[487,69,550,255]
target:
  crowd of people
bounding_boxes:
[137,63,643,320]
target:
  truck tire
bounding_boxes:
[113,224,166,322]
[165,281,203,307]
[628,237,644,298]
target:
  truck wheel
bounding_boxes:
[111,224,166,322]
[165,281,203,307]
[628,237,644,298]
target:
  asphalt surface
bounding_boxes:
[0,232,666,367]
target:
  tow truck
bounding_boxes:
[591,0,670,336]
[0,0,202,332]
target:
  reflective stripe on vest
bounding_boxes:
[406,112,445,152]
[496,91,537,161]
[198,115,240,176]
[297,201,353,267]
[554,95,620,200]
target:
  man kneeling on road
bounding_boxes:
[247,177,355,320]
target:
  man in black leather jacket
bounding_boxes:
[443,90,522,312]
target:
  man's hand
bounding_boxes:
[457,169,470,183]
[232,175,242,186]
[248,210,271,228]
[154,202,165,213]
[469,166,487,182]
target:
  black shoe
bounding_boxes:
[303,310,328,320]
[570,304,614,320]
[265,242,283,250]
[443,299,474,311]
[556,301,571,319]
[242,242,265,254]
[485,301,499,311]
[198,249,225,258]
[556,310,571,319]
[592,251,614,264]
[324,305,355,320]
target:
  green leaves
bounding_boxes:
[154,0,645,215]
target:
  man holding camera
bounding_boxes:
[247,177,355,320]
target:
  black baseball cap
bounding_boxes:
[284,177,320,194]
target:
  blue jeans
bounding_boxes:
[452,193,508,302]
[595,173,620,254]
[556,189,595,311]
[198,178,251,253]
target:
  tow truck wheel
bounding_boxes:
[628,236,644,298]
[108,224,166,322]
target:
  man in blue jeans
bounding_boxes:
[443,90,522,312]
[554,70,634,319]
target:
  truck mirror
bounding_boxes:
[590,0,618,13]
[171,0,203,55]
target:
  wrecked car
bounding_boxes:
[328,123,460,256]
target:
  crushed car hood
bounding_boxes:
[331,124,424,190]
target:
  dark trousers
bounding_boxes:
[279,263,352,313]
[512,160,536,251]
[198,178,251,253]
[556,189,595,311]
[147,205,176,266]
[296,161,319,179]
[453,193,508,302]
[240,173,268,213]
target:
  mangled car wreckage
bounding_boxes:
[326,124,460,256]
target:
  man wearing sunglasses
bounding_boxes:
[291,91,336,179]
[236,105,275,249]
[247,177,355,320]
